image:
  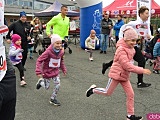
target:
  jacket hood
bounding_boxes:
[47,44,64,56]
[116,39,130,49]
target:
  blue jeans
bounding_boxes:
[100,34,109,51]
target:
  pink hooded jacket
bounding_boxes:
[108,39,144,81]
[35,44,67,79]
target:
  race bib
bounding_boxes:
[49,58,61,68]
[0,46,7,81]
[15,52,23,60]
[136,24,148,37]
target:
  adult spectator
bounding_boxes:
[113,15,124,43]
[100,13,113,54]
[30,17,42,53]
[6,11,31,70]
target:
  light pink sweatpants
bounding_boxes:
[93,78,134,115]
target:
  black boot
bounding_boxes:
[102,63,108,74]
[102,60,113,74]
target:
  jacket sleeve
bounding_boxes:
[117,49,144,74]
[60,55,67,74]
[153,43,160,57]
[35,50,49,75]
[9,46,22,56]
[85,37,90,48]
[6,22,15,40]
[114,21,124,30]
[46,16,58,35]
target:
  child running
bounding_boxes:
[35,34,67,106]
[86,26,151,120]
[85,30,99,61]
[9,34,27,86]
[28,38,34,59]
[153,38,160,74]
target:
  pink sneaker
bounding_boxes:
[20,80,27,87]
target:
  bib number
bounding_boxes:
[0,46,7,81]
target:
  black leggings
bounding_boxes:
[14,62,24,81]
[115,36,119,43]
[133,46,146,83]
[22,46,28,67]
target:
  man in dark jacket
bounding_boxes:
[6,11,31,70]
[100,13,113,54]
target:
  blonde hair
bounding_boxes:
[30,17,41,26]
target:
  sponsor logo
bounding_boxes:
[117,0,135,8]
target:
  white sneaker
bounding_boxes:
[20,80,27,87]
[85,49,88,52]
[89,57,93,61]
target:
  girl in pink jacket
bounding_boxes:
[35,34,67,106]
[86,26,151,120]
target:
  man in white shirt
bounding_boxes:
[102,6,151,88]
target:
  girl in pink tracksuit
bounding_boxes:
[86,26,151,120]
[35,34,67,106]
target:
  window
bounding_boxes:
[10,18,17,23]
[6,0,18,5]
[39,4,43,10]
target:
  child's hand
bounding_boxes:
[63,72,67,76]
[48,34,51,38]
[143,69,151,75]
[6,39,11,44]
[27,36,31,40]
[37,74,42,78]
[17,48,23,52]
[146,34,151,39]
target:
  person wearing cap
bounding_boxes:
[102,6,152,88]
[86,26,151,120]
[6,11,31,71]
[35,34,67,106]
[9,34,27,86]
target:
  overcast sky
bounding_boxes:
[102,0,160,8]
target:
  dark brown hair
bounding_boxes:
[138,6,149,16]
[117,14,123,18]
[61,5,68,10]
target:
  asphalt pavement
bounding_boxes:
[5,41,160,120]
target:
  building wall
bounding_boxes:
[5,16,33,26]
